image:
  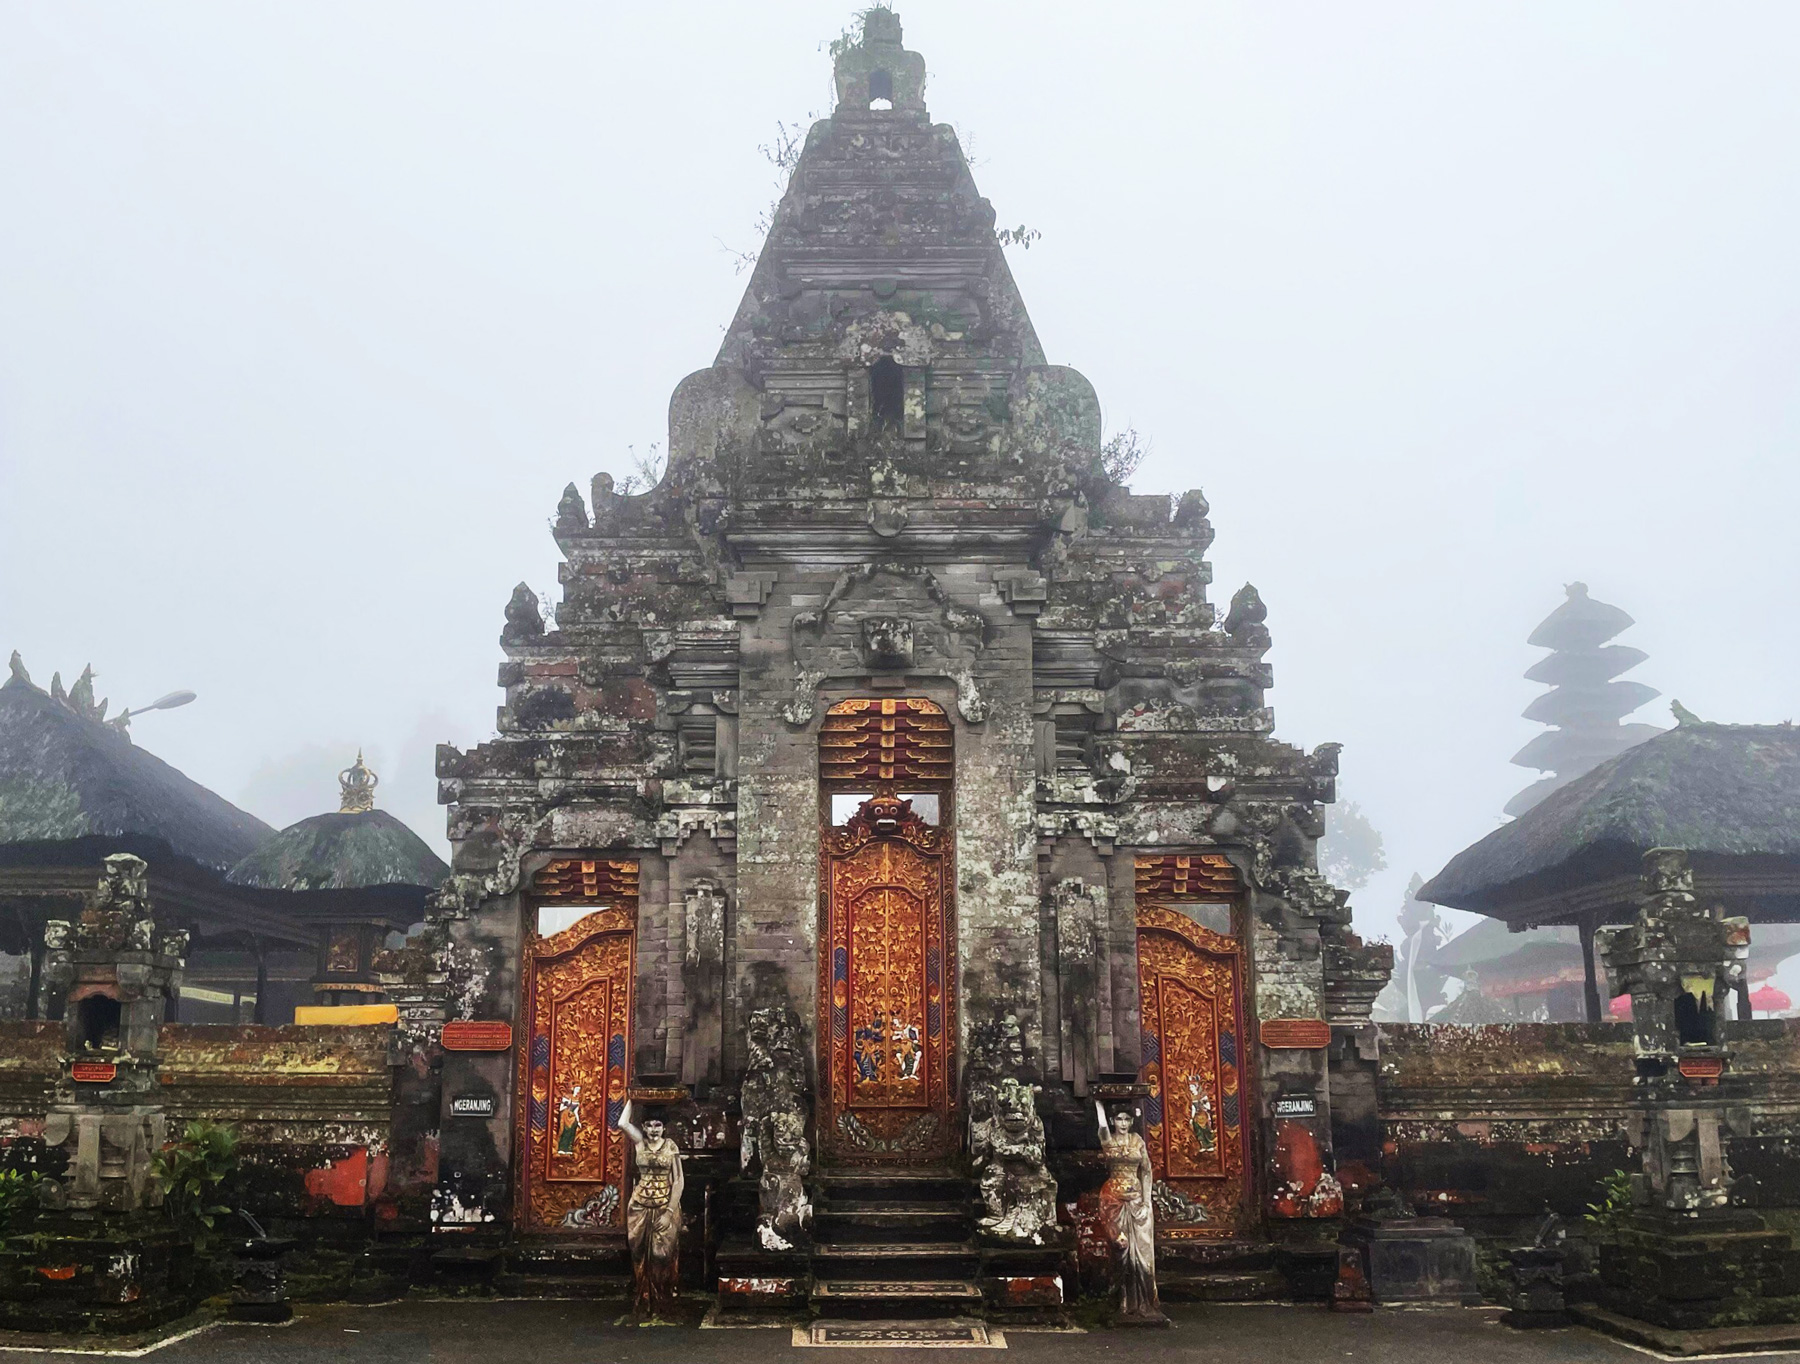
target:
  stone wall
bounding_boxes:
[0,1021,409,1226]
[1334,1019,1800,1235]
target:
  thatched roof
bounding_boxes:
[0,673,272,871]
[1421,721,1800,920]
[229,809,447,894]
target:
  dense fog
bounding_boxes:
[4,2,1797,955]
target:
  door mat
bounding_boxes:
[794,1318,1005,1349]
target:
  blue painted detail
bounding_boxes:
[1144,1095,1164,1127]
[928,1002,941,1037]
[1142,1031,1161,1066]
[926,948,940,986]
[532,1034,550,1069]
[607,1097,624,1128]
[607,1033,626,1069]
[529,1098,548,1132]
[833,946,848,982]
[1222,1091,1240,1129]
[1220,1030,1237,1068]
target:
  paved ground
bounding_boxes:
[3,1301,1798,1363]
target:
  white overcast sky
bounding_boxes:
[3,2,1797,946]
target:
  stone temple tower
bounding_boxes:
[432,10,1372,1264]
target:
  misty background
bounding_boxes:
[3,3,1797,960]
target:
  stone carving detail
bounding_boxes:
[859,616,914,669]
[785,562,987,725]
[683,879,725,969]
[739,1005,813,1250]
[502,582,545,643]
[83,852,155,953]
[970,1076,1057,1243]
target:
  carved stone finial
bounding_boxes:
[1224,583,1268,638]
[338,751,378,813]
[5,651,28,687]
[503,582,545,644]
[555,482,589,533]
[832,6,927,114]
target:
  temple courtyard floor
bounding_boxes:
[2,1301,1797,1364]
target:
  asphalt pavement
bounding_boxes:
[0,1300,1791,1363]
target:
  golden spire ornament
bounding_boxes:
[338,751,378,813]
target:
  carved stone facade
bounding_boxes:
[428,10,1373,1251]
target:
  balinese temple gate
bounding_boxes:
[426,10,1377,1301]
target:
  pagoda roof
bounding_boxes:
[1422,720,1800,924]
[229,809,447,895]
[0,672,272,872]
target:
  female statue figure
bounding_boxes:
[618,1101,685,1320]
[1095,1102,1166,1325]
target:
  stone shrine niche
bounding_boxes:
[785,563,988,725]
[1049,877,1112,1094]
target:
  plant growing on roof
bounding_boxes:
[153,1119,239,1235]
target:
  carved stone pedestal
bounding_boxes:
[1503,1245,1569,1328]
[1340,1215,1481,1306]
[1599,1211,1800,1330]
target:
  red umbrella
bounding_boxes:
[1750,985,1792,1015]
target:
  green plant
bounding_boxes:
[153,1120,239,1233]
[0,1167,40,1239]
[1585,1167,1634,1236]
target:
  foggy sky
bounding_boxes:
[3,2,1798,948]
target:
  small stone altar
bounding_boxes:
[1593,849,1800,1331]
[0,856,197,1333]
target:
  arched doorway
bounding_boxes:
[515,858,638,1233]
[816,697,956,1165]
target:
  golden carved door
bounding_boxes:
[817,699,955,1165]
[1136,854,1251,1237]
[516,859,637,1233]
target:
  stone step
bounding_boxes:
[812,1240,980,1280]
[1158,1267,1289,1302]
[813,1205,972,1243]
[818,1171,969,1205]
[814,1279,985,1321]
[504,1240,631,1277]
[493,1271,631,1300]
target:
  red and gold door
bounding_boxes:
[817,698,955,1165]
[1136,854,1252,1236]
[516,859,637,1233]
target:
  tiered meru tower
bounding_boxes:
[431,10,1376,1259]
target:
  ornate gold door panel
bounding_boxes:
[819,789,955,1165]
[1136,854,1251,1237]
[516,860,637,1233]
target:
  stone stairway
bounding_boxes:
[810,1170,984,1320]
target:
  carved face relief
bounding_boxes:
[762,400,841,455]
[859,616,914,669]
[940,404,992,456]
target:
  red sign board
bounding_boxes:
[441,1021,513,1052]
[1678,1056,1725,1083]
[1260,1018,1332,1050]
[70,1061,117,1083]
